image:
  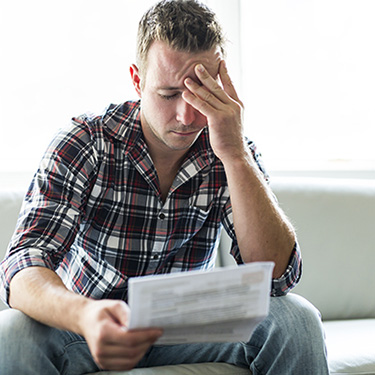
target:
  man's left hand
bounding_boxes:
[182,60,245,163]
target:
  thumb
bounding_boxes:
[108,300,131,328]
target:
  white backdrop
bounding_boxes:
[1,0,374,177]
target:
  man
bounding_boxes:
[0,0,329,374]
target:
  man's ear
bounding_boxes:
[130,64,142,98]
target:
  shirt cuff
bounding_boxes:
[270,241,302,297]
[0,248,54,306]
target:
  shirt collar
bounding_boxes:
[102,100,217,189]
[102,101,143,148]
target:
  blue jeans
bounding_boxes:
[0,294,329,374]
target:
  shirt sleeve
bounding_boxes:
[226,239,302,297]
[270,241,302,296]
[0,119,98,306]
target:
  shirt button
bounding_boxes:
[159,213,165,220]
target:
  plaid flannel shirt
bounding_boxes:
[0,101,301,306]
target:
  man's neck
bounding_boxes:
[150,150,187,203]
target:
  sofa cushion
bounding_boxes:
[271,178,375,321]
[0,189,25,310]
[324,319,375,374]
[0,189,24,256]
[88,362,250,375]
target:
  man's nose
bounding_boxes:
[176,99,197,125]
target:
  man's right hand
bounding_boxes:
[80,299,163,371]
[9,267,163,372]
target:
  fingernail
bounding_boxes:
[196,64,205,73]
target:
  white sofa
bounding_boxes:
[1,177,375,374]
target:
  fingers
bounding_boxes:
[93,327,162,371]
[83,300,163,371]
[182,61,245,161]
[106,299,131,328]
[103,328,162,349]
[183,61,242,115]
[105,325,162,346]
[182,81,217,118]
[182,65,225,117]
[193,63,229,105]
[218,60,242,104]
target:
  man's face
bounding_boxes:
[133,41,222,157]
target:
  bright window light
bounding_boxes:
[1,0,374,178]
[0,0,155,174]
[240,0,375,171]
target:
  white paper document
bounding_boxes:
[128,262,274,345]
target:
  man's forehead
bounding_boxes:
[146,42,222,88]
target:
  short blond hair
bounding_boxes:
[136,0,226,77]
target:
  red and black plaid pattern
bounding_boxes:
[0,101,301,305]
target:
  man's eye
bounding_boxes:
[160,93,178,100]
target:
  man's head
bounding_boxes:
[130,0,226,158]
[136,0,226,80]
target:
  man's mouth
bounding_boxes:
[172,128,202,137]
[173,131,197,136]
